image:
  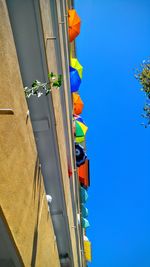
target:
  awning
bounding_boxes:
[84,240,92,262]
[81,203,88,218]
[80,186,88,203]
[81,217,90,228]
[78,159,90,188]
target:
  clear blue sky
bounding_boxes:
[75,1,150,266]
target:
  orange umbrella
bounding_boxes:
[68,9,81,42]
[73,93,84,115]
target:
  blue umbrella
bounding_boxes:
[81,203,88,218]
[75,143,87,167]
[69,66,81,92]
[81,217,90,229]
[80,186,88,203]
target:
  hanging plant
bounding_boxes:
[24,72,62,98]
[135,59,150,127]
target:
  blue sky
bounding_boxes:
[75,1,150,266]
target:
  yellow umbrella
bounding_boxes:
[71,58,83,79]
[76,136,85,143]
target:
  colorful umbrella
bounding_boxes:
[75,143,87,167]
[76,136,85,143]
[73,93,84,115]
[80,186,88,203]
[81,203,88,218]
[70,66,81,92]
[68,9,81,42]
[81,217,90,228]
[74,114,85,124]
[71,58,83,79]
[75,120,88,137]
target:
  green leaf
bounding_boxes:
[32,80,38,87]
[48,72,54,78]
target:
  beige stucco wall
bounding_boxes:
[0,1,60,266]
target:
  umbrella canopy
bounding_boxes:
[74,114,85,124]
[80,186,88,203]
[76,136,85,143]
[68,9,81,42]
[78,159,90,188]
[75,120,88,137]
[84,240,92,262]
[81,203,88,218]
[81,217,90,229]
[75,143,87,167]
[71,58,83,79]
[70,66,81,92]
[73,93,84,115]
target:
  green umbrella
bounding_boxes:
[81,217,90,228]
[75,120,88,137]
[80,186,88,203]
[81,204,88,218]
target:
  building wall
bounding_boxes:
[39,1,80,266]
[0,1,60,266]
